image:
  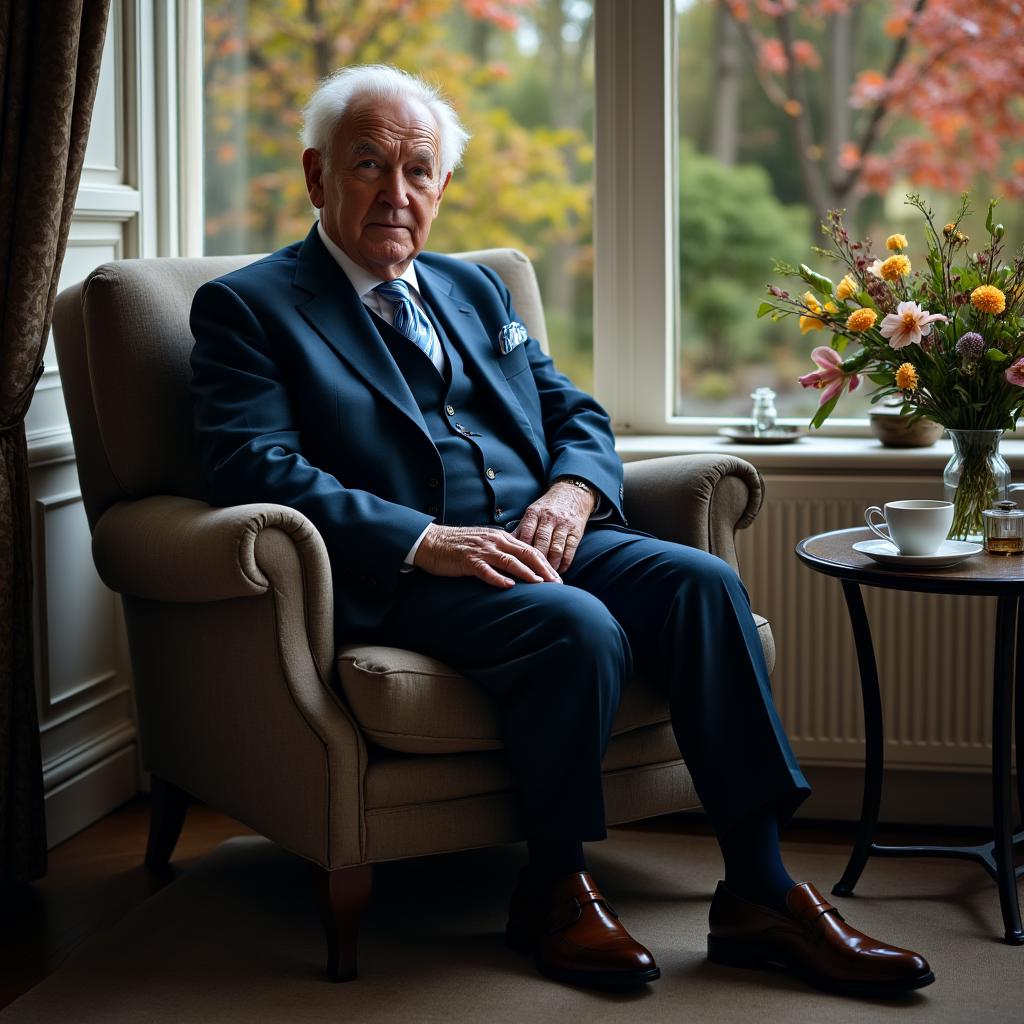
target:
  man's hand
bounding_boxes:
[414,523,562,589]
[514,480,596,573]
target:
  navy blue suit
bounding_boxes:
[190,225,809,842]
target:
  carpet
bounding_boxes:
[3,829,1022,1023]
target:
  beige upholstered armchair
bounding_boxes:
[52,249,771,981]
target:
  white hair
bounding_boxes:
[301,64,470,183]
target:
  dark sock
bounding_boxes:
[526,839,586,888]
[717,806,797,913]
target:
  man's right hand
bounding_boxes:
[414,524,562,589]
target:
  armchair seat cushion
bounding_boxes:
[337,613,773,755]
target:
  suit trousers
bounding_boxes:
[363,524,810,842]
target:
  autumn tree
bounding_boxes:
[718,0,1024,227]
[203,0,595,383]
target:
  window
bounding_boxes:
[201,0,595,391]
[674,0,1024,424]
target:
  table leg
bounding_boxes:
[833,580,885,898]
[1016,598,1024,832]
[993,595,1024,944]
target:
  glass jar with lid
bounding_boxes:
[982,500,1024,555]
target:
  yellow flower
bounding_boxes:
[886,233,909,251]
[824,301,839,315]
[802,290,823,314]
[846,307,878,332]
[895,362,919,390]
[836,274,859,301]
[880,254,911,281]
[799,315,827,334]
[971,284,1006,315]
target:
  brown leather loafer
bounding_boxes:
[707,881,935,997]
[506,869,660,989]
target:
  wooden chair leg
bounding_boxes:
[310,862,374,982]
[144,775,189,868]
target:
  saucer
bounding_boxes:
[851,538,983,569]
[717,425,803,445]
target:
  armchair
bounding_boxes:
[52,249,770,980]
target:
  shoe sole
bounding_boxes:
[507,925,661,989]
[707,934,935,997]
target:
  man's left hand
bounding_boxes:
[515,480,596,573]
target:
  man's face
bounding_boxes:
[302,94,451,280]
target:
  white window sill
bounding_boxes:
[616,434,1024,473]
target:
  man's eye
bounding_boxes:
[410,167,430,178]
[357,159,378,169]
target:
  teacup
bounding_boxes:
[864,499,954,556]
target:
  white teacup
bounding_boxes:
[864,499,954,556]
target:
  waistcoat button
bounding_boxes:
[427,505,439,516]
[427,477,439,488]
[445,404,455,416]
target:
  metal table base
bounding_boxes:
[834,581,1024,944]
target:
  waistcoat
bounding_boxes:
[371,308,546,530]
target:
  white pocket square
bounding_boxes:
[498,321,529,355]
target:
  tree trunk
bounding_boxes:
[710,1,741,165]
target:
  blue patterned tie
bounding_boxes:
[374,279,437,363]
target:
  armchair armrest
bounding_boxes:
[94,495,369,867]
[622,454,764,570]
[92,494,334,697]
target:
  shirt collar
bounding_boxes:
[316,220,422,299]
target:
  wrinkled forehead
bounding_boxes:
[334,94,441,165]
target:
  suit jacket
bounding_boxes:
[189,224,626,633]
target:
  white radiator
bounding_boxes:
[734,476,1001,771]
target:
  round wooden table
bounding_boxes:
[796,526,1024,944]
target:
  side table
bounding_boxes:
[796,526,1024,944]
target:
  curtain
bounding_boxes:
[0,0,110,883]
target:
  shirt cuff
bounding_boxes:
[402,523,434,573]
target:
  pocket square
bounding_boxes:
[498,321,529,355]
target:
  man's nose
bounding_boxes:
[378,170,411,208]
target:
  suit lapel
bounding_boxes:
[292,227,428,437]
[415,260,548,477]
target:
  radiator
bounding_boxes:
[734,476,1002,771]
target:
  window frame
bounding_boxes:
[173,0,874,435]
[592,0,871,437]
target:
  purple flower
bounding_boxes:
[956,332,985,360]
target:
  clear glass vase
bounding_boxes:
[943,429,1010,541]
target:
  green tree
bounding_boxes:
[679,141,809,380]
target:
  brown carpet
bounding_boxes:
[2,829,1021,1022]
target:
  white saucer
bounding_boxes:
[852,538,983,569]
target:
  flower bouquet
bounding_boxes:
[760,194,1024,540]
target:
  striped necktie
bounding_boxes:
[374,279,437,363]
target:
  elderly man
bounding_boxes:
[189,64,932,996]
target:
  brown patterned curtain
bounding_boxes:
[0,0,110,883]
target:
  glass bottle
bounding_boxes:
[750,387,777,437]
[982,500,1024,555]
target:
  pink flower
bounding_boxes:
[1005,358,1024,387]
[879,300,948,350]
[798,346,861,406]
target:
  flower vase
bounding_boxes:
[943,429,1009,541]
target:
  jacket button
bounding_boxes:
[427,505,439,516]
[485,467,496,479]
[494,508,504,520]
[445,404,455,416]
[428,477,439,488]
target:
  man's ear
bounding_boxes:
[433,171,452,217]
[302,148,325,209]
